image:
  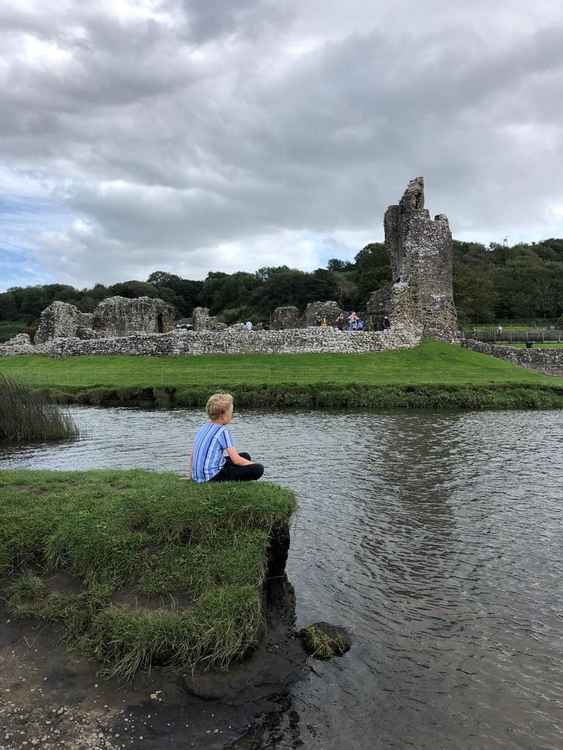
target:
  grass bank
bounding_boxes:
[0,470,295,679]
[1,342,562,409]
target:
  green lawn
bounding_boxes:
[1,341,561,388]
[1,342,562,409]
[0,469,295,679]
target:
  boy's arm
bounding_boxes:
[226,446,254,466]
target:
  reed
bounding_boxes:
[0,373,79,443]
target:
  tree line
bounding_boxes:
[1,239,562,329]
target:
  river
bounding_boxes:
[1,407,562,749]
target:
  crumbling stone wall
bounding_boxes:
[304,301,345,327]
[271,306,302,330]
[366,286,392,330]
[35,302,82,343]
[192,307,212,331]
[41,325,422,357]
[192,307,227,331]
[462,339,563,376]
[0,333,46,356]
[34,297,175,343]
[368,177,458,338]
[93,296,174,337]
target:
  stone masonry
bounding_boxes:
[270,306,302,330]
[0,333,41,356]
[367,177,458,338]
[35,302,93,344]
[192,307,227,331]
[93,296,175,337]
[34,297,174,344]
[461,339,563,377]
[26,325,422,358]
[270,301,345,329]
[303,301,345,327]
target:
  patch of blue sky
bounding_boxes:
[0,195,73,291]
[0,246,50,291]
[306,232,357,269]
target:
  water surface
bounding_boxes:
[2,407,562,749]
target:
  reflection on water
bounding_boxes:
[2,407,563,749]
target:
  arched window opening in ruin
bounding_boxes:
[157,313,164,333]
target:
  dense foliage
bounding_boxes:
[1,239,562,329]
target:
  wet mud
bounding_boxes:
[0,577,307,750]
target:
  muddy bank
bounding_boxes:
[0,472,308,749]
[0,576,306,750]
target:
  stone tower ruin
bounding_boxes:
[367,177,458,338]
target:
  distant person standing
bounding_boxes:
[244,320,253,332]
[348,311,359,331]
[383,315,391,330]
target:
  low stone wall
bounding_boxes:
[462,339,563,376]
[0,334,48,357]
[23,325,422,357]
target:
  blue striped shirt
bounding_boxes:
[191,422,233,483]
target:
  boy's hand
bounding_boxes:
[226,447,254,466]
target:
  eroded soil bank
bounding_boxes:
[0,577,307,750]
[44,382,563,411]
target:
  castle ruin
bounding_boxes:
[2,177,459,358]
[367,177,457,338]
[34,296,175,343]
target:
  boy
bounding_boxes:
[190,393,264,483]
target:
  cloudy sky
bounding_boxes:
[2,0,563,291]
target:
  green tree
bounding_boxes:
[352,243,392,305]
[0,292,18,320]
[108,280,160,299]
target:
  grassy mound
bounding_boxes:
[0,374,79,443]
[0,470,296,679]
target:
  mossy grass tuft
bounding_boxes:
[0,373,79,444]
[0,469,296,680]
[299,623,350,659]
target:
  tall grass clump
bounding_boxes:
[0,373,79,443]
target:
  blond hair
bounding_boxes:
[206,392,233,420]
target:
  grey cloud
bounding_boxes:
[1,0,563,287]
[179,0,292,42]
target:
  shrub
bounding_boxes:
[0,373,79,444]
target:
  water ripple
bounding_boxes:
[1,407,562,749]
